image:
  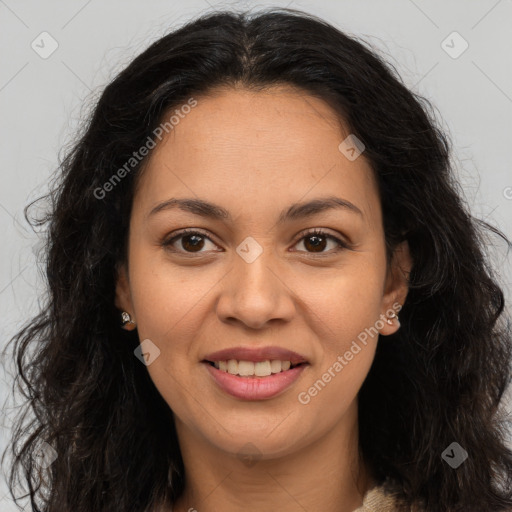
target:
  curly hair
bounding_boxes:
[2,7,511,512]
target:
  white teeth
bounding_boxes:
[270,360,282,373]
[238,360,254,376]
[211,359,296,377]
[227,359,238,374]
[254,360,271,377]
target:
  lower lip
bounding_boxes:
[203,362,308,400]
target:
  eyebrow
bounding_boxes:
[147,195,363,223]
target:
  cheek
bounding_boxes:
[128,247,217,338]
[300,345,375,425]
[306,260,386,345]
[298,285,381,416]
[145,363,213,437]
[299,260,384,401]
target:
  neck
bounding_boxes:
[170,403,375,512]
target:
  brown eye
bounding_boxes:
[293,229,348,254]
[162,228,349,256]
[180,233,206,252]
[163,229,219,254]
[302,233,328,252]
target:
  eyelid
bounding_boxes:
[162,227,352,254]
[162,228,220,250]
[292,227,352,249]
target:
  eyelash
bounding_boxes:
[161,228,351,256]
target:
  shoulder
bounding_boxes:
[353,483,400,512]
[354,480,429,512]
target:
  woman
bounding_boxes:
[3,7,512,512]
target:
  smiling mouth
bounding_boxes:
[203,359,306,378]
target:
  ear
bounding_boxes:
[115,261,135,318]
[378,240,412,336]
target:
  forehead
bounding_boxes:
[133,85,380,229]
[156,84,347,157]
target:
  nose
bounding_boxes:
[215,249,296,330]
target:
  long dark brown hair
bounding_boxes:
[3,7,512,512]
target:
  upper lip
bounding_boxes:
[203,346,309,365]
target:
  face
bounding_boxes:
[115,84,411,460]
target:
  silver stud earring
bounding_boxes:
[121,311,137,330]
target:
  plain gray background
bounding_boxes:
[1,0,511,509]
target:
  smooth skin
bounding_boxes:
[115,84,412,512]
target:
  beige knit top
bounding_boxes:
[166,483,400,511]
[353,483,400,511]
